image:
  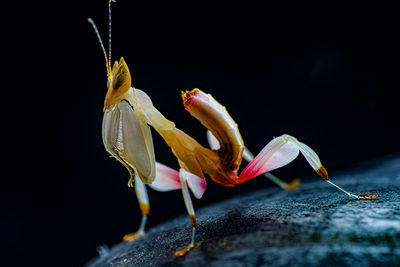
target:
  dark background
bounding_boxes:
[2,1,400,266]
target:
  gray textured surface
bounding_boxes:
[87,153,400,266]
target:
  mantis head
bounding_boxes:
[104,57,132,111]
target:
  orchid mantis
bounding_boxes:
[89,0,379,257]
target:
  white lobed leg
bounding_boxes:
[240,135,378,199]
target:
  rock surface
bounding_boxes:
[86,154,400,266]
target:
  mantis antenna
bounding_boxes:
[88,0,116,76]
[108,0,115,68]
[87,18,109,72]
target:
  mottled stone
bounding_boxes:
[86,153,400,266]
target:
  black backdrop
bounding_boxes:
[2,1,400,266]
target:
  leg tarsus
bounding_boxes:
[356,193,379,200]
[122,215,147,242]
[283,177,301,191]
[122,229,145,242]
[174,227,203,257]
[174,240,194,257]
[264,172,300,191]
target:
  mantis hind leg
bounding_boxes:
[240,135,378,199]
[123,174,149,242]
[207,130,299,190]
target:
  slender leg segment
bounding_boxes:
[174,169,198,256]
[243,147,300,190]
[123,174,150,242]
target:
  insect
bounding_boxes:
[89,0,379,257]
